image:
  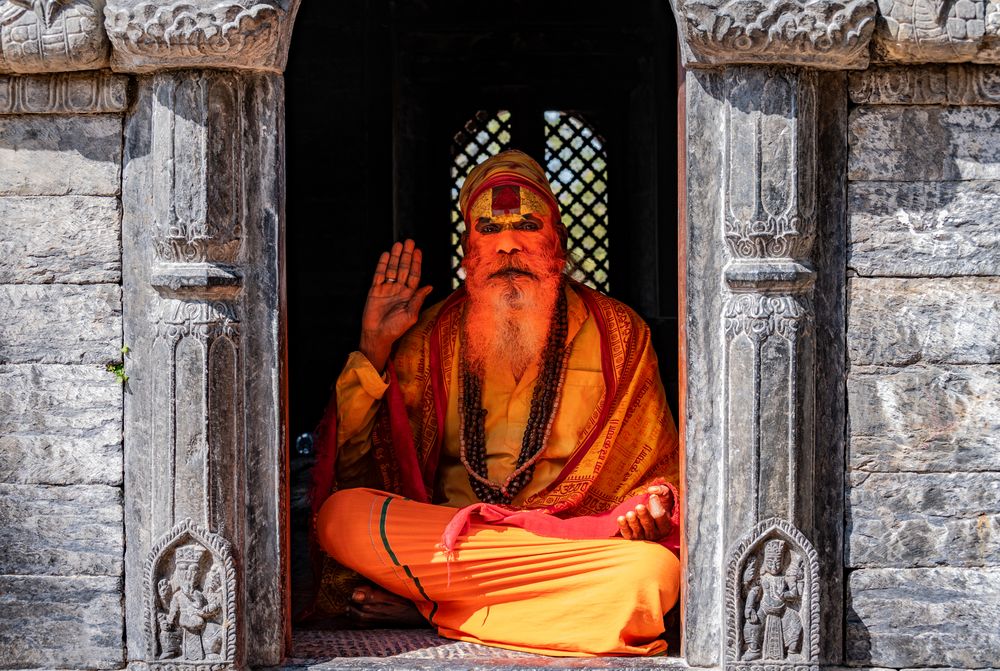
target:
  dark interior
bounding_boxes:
[285,0,682,641]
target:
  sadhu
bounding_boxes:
[310,150,681,656]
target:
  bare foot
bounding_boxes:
[349,584,426,628]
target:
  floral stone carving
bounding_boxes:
[104,0,299,73]
[144,519,238,670]
[726,517,819,671]
[0,0,109,73]
[670,0,877,70]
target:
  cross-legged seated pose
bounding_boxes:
[311,150,681,656]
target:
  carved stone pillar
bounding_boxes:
[720,67,817,548]
[682,63,846,667]
[121,69,286,669]
[710,67,823,671]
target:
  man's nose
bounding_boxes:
[494,229,522,255]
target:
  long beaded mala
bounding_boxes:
[457,285,572,505]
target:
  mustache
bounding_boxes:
[479,255,543,281]
[488,266,537,280]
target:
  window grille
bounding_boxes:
[544,111,609,292]
[449,110,610,293]
[449,110,513,286]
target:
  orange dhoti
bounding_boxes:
[317,487,681,657]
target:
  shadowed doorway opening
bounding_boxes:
[285,0,682,656]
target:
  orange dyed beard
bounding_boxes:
[461,227,565,380]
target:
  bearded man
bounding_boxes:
[311,150,680,656]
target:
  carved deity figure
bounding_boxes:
[741,555,764,661]
[155,578,181,659]
[154,543,222,661]
[757,539,804,660]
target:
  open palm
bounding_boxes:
[359,239,433,371]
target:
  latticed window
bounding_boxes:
[544,112,609,291]
[449,110,513,284]
[449,110,610,292]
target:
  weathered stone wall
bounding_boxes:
[846,64,1000,669]
[0,71,128,669]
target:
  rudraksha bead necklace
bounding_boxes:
[457,285,571,505]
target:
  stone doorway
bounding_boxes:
[283,0,685,658]
[109,0,849,667]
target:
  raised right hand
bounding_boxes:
[359,239,433,371]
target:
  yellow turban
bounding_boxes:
[458,150,561,229]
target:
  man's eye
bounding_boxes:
[517,221,540,231]
[480,224,500,233]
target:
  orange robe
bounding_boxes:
[312,282,681,655]
[317,487,679,656]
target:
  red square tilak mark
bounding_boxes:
[491,185,521,217]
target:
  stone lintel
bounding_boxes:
[4,0,1000,75]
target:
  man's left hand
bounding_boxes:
[617,485,675,541]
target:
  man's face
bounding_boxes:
[460,183,564,375]
[462,184,563,281]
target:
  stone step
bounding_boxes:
[284,630,686,670]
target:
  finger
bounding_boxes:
[661,487,675,513]
[635,504,658,538]
[617,515,634,540]
[396,239,415,287]
[385,241,403,282]
[649,495,674,538]
[372,251,390,287]
[626,511,644,540]
[648,493,666,519]
[646,484,666,496]
[406,248,423,290]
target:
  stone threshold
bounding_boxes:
[279,629,688,670]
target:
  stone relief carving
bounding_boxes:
[723,68,817,262]
[848,64,950,103]
[145,519,237,670]
[720,67,817,562]
[0,70,125,113]
[726,518,819,671]
[150,72,243,270]
[724,294,812,342]
[873,0,1000,63]
[0,0,109,73]
[104,0,298,73]
[155,299,240,343]
[944,61,1000,99]
[850,64,1000,104]
[671,0,877,69]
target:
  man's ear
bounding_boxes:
[460,231,469,256]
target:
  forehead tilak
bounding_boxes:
[469,185,551,224]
